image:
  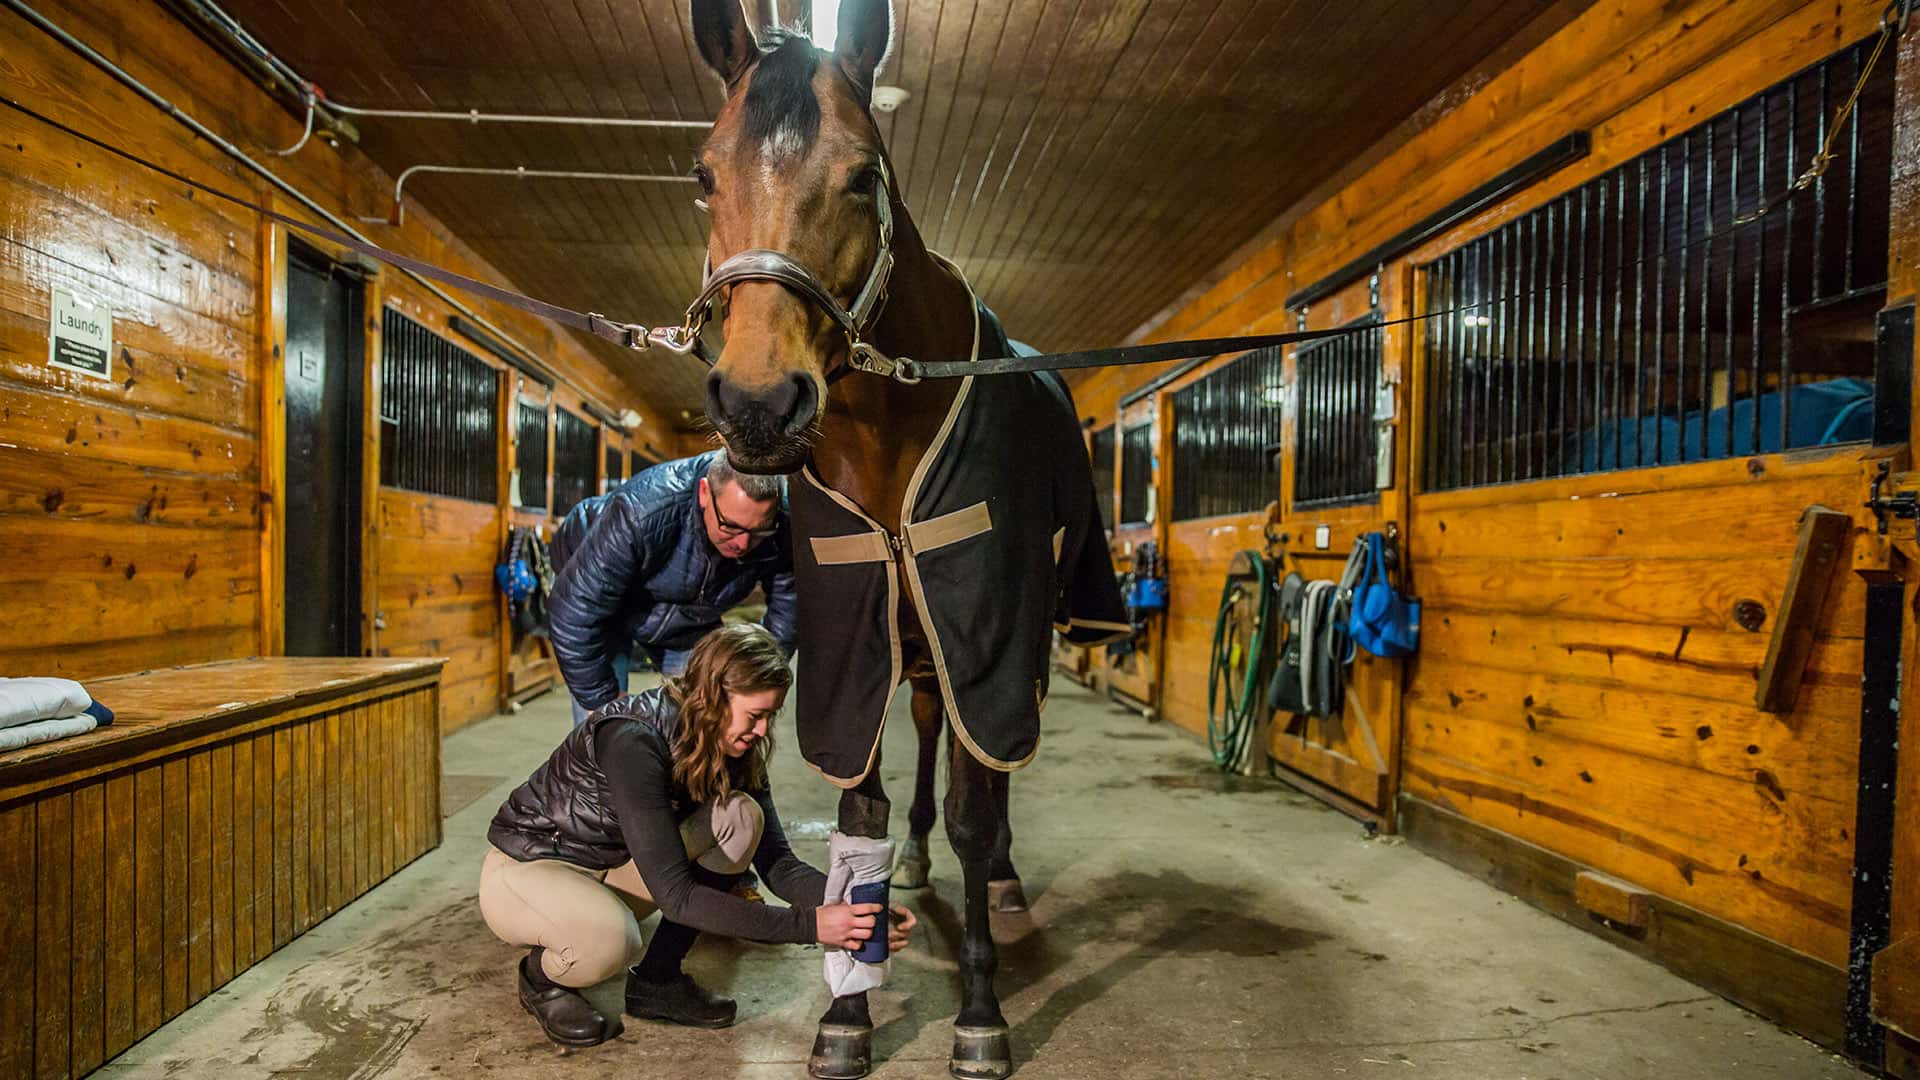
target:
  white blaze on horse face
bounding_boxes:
[762,125,810,163]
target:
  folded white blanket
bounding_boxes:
[0,714,99,752]
[0,677,94,730]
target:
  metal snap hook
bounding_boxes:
[848,341,894,377]
[646,324,700,354]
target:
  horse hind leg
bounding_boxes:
[810,769,890,1080]
[892,676,942,890]
[945,740,1012,1079]
[986,804,1028,914]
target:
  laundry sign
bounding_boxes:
[48,286,113,380]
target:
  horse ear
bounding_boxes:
[691,0,760,88]
[833,0,892,98]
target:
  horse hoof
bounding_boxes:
[892,834,932,889]
[987,878,1029,914]
[892,855,931,889]
[949,1025,1012,1079]
[810,1022,872,1079]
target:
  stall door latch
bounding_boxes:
[1867,460,1919,535]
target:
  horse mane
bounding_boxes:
[743,29,821,153]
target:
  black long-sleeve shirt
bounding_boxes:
[592,719,826,943]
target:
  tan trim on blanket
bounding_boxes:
[799,466,901,790]
[1051,526,1065,563]
[810,531,892,566]
[1053,616,1132,647]
[905,501,992,554]
[903,256,1037,772]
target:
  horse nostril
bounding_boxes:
[783,372,818,436]
[705,366,815,440]
[704,368,733,427]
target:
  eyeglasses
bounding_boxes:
[705,480,780,540]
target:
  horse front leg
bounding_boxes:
[892,675,942,889]
[809,768,890,1080]
[946,738,1012,1079]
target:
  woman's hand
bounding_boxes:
[816,902,882,950]
[887,903,916,952]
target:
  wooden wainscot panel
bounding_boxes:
[1401,446,1881,969]
[377,489,502,732]
[1159,514,1269,736]
[0,657,445,1079]
[1402,706,1857,965]
[1875,936,1920,1044]
[1403,795,1848,1050]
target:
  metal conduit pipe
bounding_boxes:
[3,0,641,435]
[159,0,358,145]
[324,100,712,130]
[369,164,700,226]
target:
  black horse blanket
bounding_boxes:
[789,301,1129,787]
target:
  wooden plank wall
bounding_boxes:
[0,680,441,1079]
[1062,0,1897,1022]
[1403,453,1875,968]
[376,491,500,734]
[0,0,673,699]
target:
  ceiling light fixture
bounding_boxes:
[811,0,840,50]
[871,86,910,113]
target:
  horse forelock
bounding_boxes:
[742,32,821,161]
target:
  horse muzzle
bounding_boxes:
[705,366,819,474]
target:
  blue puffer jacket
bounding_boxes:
[548,451,797,710]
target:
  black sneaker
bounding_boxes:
[625,970,738,1029]
[518,952,622,1047]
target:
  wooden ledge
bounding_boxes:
[0,657,446,803]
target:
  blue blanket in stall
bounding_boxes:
[1567,378,1873,471]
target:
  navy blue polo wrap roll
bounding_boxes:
[849,880,891,963]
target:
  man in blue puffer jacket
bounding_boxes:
[549,451,798,726]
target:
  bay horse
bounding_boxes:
[686,0,1126,1075]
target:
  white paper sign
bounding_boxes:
[1373,382,1395,422]
[48,287,113,381]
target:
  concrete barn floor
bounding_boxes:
[101,675,1861,1079]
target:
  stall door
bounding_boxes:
[283,243,364,657]
[1267,288,1409,827]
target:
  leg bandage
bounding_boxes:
[823,831,894,998]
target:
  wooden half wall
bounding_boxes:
[0,658,444,1079]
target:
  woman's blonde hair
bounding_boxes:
[666,623,791,804]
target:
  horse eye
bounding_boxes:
[692,165,716,197]
[848,165,881,197]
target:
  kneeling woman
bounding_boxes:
[480,623,914,1046]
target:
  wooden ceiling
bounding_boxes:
[214,0,1568,427]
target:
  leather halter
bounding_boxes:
[682,158,912,383]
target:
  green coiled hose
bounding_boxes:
[1207,550,1270,772]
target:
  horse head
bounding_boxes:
[690,0,896,475]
